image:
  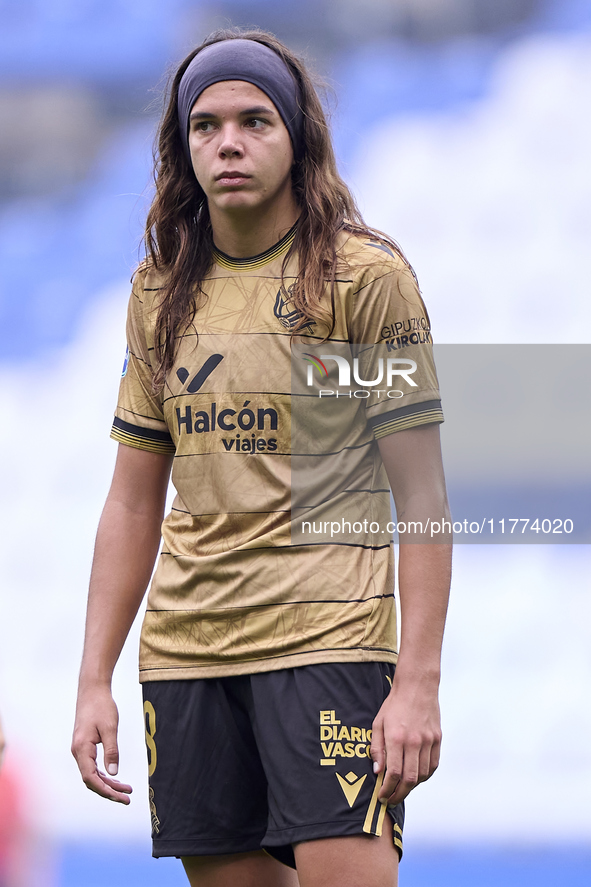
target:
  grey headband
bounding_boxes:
[177,39,304,162]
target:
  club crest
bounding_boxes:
[274,285,315,332]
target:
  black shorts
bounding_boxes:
[142,662,404,868]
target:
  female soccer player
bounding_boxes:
[72,29,451,887]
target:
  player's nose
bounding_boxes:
[218,124,244,158]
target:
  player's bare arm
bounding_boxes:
[372,423,452,805]
[72,444,172,803]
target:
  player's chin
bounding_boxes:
[216,189,258,208]
[215,181,260,199]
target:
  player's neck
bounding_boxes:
[209,193,300,258]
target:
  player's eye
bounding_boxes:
[245,117,266,129]
[191,120,216,134]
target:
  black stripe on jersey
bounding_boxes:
[170,497,386,517]
[152,330,352,343]
[368,399,442,430]
[213,230,297,271]
[342,488,390,494]
[169,439,374,459]
[290,541,392,550]
[161,541,392,555]
[145,333,354,361]
[112,417,174,446]
[372,410,444,438]
[161,390,329,404]
[112,416,173,442]
[110,428,175,455]
[162,389,294,404]
[163,390,337,402]
[171,507,291,516]
[146,594,395,612]
[209,276,354,285]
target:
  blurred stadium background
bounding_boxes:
[0,0,590,884]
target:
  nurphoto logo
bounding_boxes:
[302,352,418,399]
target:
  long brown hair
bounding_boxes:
[145,27,412,390]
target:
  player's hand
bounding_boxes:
[71,686,132,804]
[370,676,441,806]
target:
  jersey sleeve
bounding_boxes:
[349,254,444,439]
[110,273,176,455]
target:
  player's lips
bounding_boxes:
[215,171,251,186]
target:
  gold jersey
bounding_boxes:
[111,227,443,680]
